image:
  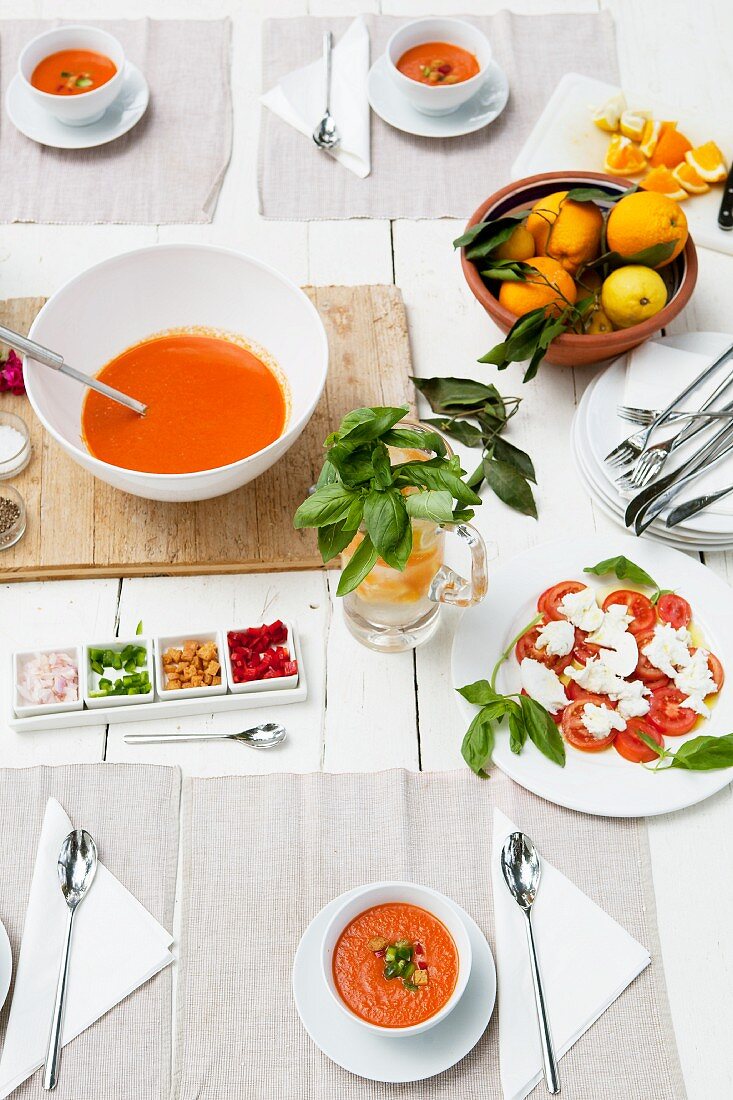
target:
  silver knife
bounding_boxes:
[666,481,733,527]
[718,162,733,231]
[634,432,733,534]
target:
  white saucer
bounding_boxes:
[367,54,509,139]
[292,886,496,1084]
[0,918,11,1012]
[5,63,149,149]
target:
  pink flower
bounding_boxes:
[0,350,25,396]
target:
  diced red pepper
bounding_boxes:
[228,621,296,684]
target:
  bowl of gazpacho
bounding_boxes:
[321,882,472,1036]
[19,25,125,126]
[386,18,491,116]
[24,244,329,502]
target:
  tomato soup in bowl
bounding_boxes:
[19,25,125,125]
[386,18,491,117]
[321,882,472,1036]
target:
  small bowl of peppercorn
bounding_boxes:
[0,485,26,550]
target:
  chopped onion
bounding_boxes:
[17,651,78,706]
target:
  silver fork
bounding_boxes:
[618,395,733,490]
[604,339,733,468]
[617,405,733,426]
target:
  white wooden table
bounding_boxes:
[2,0,732,1095]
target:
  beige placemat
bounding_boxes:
[172,769,685,1099]
[0,19,232,224]
[0,764,181,1099]
[259,12,618,221]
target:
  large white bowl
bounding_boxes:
[25,245,329,502]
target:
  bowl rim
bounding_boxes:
[25,242,330,482]
[460,170,698,348]
[18,23,126,103]
[385,16,492,97]
[320,879,473,1037]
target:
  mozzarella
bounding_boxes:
[615,679,651,719]
[581,703,627,739]
[598,632,638,678]
[586,603,633,648]
[642,623,692,679]
[673,648,718,717]
[536,619,575,657]
[566,656,624,696]
[558,586,604,632]
[520,658,568,715]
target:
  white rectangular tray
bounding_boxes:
[8,630,307,732]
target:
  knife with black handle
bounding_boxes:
[718,162,733,230]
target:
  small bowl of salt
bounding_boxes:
[0,411,30,479]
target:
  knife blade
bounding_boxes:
[718,162,733,231]
[666,482,733,527]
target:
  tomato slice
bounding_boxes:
[656,593,692,629]
[614,718,663,764]
[648,686,698,736]
[514,625,567,672]
[633,630,673,685]
[566,682,616,707]
[602,590,656,635]
[561,698,618,752]
[538,580,585,621]
[572,628,601,666]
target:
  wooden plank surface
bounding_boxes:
[0,285,414,581]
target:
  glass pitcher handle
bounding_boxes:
[428,523,488,608]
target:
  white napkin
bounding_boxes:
[261,16,371,178]
[0,798,173,1098]
[624,338,733,516]
[491,808,650,1100]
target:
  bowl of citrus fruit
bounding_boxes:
[458,170,697,373]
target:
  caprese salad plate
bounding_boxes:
[452,535,733,817]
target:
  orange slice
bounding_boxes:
[685,141,728,182]
[640,165,688,201]
[672,162,710,195]
[604,134,647,176]
[592,92,627,133]
[619,109,651,141]
[639,119,662,158]
[649,123,692,169]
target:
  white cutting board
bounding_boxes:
[511,73,733,256]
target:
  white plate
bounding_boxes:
[452,534,733,817]
[0,919,11,1012]
[511,71,733,257]
[5,62,148,149]
[367,53,508,139]
[292,886,496,1084]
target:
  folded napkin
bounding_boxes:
[624,337,733,516]
[261,16,370,178]
[0,797,173,1098]
[492,808,650,1100]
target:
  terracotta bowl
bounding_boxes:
[461,170,698,368]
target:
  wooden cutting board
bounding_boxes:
[0,286,415,582]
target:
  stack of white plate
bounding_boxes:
[571,332,733,553]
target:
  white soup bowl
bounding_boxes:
[386,18,492,116]
[19,24,126,126]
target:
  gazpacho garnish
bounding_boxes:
[396,42,480,85]
[88,643,151,698]
[162,639,221,691]
[227,620,297,683]
[17,651,79,707]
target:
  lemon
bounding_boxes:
[492,225,535,261]
[585,307,615,334]
[592,92,626,133]
[601,265,668,329]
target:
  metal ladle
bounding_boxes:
[0,324,147,416]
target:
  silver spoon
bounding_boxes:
[312,32,340,152]
[43,830,98,1091]
[123,721,287,747]
[501,832,560,1096]
[0,323,147,416]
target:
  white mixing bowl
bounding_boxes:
[25,245,329,502]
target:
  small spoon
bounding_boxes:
[312,32,340,152]
[123,721,287,747]
[43,830,98,1091]
[501,831,560,1096]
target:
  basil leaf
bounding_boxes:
[317,518,358,564]
[492,437,536,483]
[405,489,455,523]
[423,417,485,448]
[412,376,503,415]
[363,488,411,570]
[461,709,495,778]
[315,459,339,487]
[452,507,476,523]
[293,484,360,529]
[520,695,566,766]
[338,406,408,444]
[670,733,733,771]
[508,705,527,754]
[584,555,658,591]
[395,462,482,507]
[382,427,447,457]
[336,534,379,596]
[457,679,503,706]
[370,443,393,489]
[484,458,537,518]
[329,444,376,485]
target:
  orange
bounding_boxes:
[492,224,536,261]
[649,123,692,168]
[640,166,688,201]
[685,141,727,182]
[672,162,710,195]
[526,191,603,275]
[499,256,577,319]
[603,134,647,176]
[606,191,688,267]
[639,119,663,158]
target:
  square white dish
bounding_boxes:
[223,621,299,694]
[154,630,228,701]
[12,645,84,718]
[84,637,154,709]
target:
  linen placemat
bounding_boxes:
[259,12,618,221]
[0,19,232,224]
[0,764,181,1099]
[172,769,685,1099]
